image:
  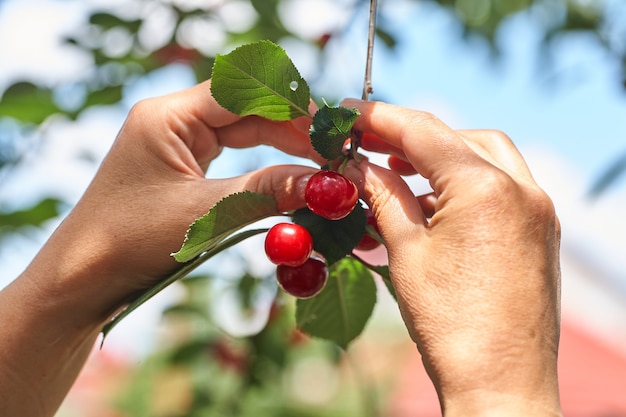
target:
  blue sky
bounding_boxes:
[365,2,626,184]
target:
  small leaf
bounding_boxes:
[296,257,377,349]
[349,253,396,301]
[292,204,366,266]
[375,27,397,49]
[82,84,124,108]
[89,12,142,32]
[366,263,396,300]
[172,191,277,262]
[309,105,360,161]
[0,198,61,230]
[211,40,311,120]
[0,81,59,124]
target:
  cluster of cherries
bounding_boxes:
[264,170,381,299]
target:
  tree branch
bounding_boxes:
[362,0,378,101]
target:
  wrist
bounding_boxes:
[18,213,138,327]
[441,390,562,417]
[428,348,562,417]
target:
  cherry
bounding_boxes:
[305,170,359,220]
[355,208,382,251]
[265,223,313,267]
[276,257,328,299]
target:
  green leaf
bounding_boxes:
[362,260,396,300]
[210,40,311,120]
[0,198,61,230]
[349,252,396,301]
[296,258,377,349]
[82,84,124,108]
[172,191,278,263]
[375,27,397,49]
[309,105,360,161]
[0,82,59,124]
[292,204,366,266]
[89,12,142,32]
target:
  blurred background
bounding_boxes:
[1,0,625,415]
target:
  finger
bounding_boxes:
[215,116,325,165]
[342,99,485,193]
[458,130,535,182]
[169,80,324,166]
[343,159,427,245]
[360,132,407,159]
[417,193,437,218]
[388,155,418,176]
[205,164,319,213]
[201,81,322,164]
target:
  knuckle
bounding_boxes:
[467,167,516,202]
[464,167,551,211]
[402,110,440,135]
[483,129,513,146]
[525,185,559,226]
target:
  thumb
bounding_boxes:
[343,159,427,246]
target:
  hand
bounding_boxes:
[343,99,562,416]
[0,80,320,417]
[27,80,323,320]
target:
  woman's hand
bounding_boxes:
[29,80,323,320]
[0,80,321,417]
[343,99,562,416]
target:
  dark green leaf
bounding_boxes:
[350,254,395,301]
[172,191,277,262]
[309,105,360,161]
[89,12,142,32]
[296,257,377,349]
[292,204,366,266]
[211,40,311,120]
[375,27,397,49]
[0,198,61,230]
[237,273,261,312]
[0,82,59,124]
[162,304,210,320]
[168,338,212,364]
[82,84,124,108]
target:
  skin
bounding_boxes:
[0,82,562,417]
[343,99,562,416]
[0,80,322,417]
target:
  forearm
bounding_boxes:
[0,276,102,417]
[0,217,123,417]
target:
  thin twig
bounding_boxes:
[362,0,378,101]
[350,0,378,157]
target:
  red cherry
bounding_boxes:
[305,170,359,220]
[276,257,328,299]
[265,223,313,267]
[355,208,382,251]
